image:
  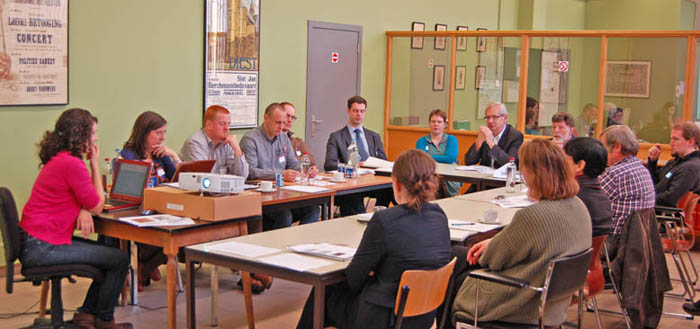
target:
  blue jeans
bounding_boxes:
[20,231,129,322]
[263,205,320,231]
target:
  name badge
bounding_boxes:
[665,172,673,179]
[425,145,430,151]
[157,168,166,178]
[278,155,286,164]
[296,150,301,156]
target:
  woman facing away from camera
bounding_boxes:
[296,149,452,329]
[19,108,132,329]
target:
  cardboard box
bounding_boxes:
[143,186,261,221]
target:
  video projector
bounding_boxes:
[179,172,245,194]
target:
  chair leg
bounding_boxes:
[38,280,49,318]
[177,264,185,293]
[50,277,63,327]
[591,297,603,329]
[210,265,219,327]
[603,244,632,329]
[683,249,699,284]
[576,290,583,329]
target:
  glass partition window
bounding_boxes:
[605,37,687,144]
[452,37,521,132]
[389,36,451,128]
[524,37,601,139]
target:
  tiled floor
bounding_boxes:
[2,252,700,329]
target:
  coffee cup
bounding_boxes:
[332,171,345,181]
[483,209,498,223]
[260,181,273,191]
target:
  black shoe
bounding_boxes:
[682,301,700,315]
[237,278,265,294]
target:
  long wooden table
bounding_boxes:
[375,163,508,191]
[94,210,259,329]
[185,188,525,329]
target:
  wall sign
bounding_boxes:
[205,0,259,128]
[0,0,69,106]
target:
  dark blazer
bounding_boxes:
[576,175,613,237]
[324,126,387,171]
[344,203,451,327]
[647,151,700,207]
[464,124,523,168]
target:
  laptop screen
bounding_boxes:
[112,162,150,198]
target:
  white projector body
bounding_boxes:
[179,173,245,194]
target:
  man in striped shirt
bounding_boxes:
[599,125,656,236]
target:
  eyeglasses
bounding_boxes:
[287,115,298,121]
[484,114,504,121]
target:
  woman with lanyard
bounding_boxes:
[415,109,459,196]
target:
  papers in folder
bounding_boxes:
[362,157,394,169]
[119,214,195,227]
[288,243,356,261]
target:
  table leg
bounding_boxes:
[313,283,326,329]
[186,258,196,329]
[241,271,255,329]
[210,265,219,326]
[130,241,138,305]
[119,239,130,306]
[329,195,335,219]
[38,281,49,318]
[166,253,178,329]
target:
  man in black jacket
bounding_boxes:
[564,137,613,237]
[464,102,523,168]
[646,121,700,207]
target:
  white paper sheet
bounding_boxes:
[119,214,195,227]
[454,165,495,174]
[310,181,336,187]
[353,212,374,223]
[206,241,280,258]
[288,243,356,261]
[280,185,332,193]
[448,220,503,232]
[362,157,394,169]
[258,253,333,271]
[491,194,535,208]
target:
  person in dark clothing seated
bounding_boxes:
[464,102,523,169]
[646,121,700,207]
[296,149,451,329]
[563,137,614,237]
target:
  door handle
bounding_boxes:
[311,115,323,137]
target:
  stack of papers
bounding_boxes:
[288,243,356,261]
[259,253,333,271]
[491,194,535,208]
[448,220,503,232]
[454,165,495,175]
[119,214,195,227]
[280,185,332,193]
[362,157,394,169]
[206,241,280,258]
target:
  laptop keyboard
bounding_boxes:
[107,199,130,206]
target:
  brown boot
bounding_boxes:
[95,318,133,329]
[71,312,96,329]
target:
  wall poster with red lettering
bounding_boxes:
[205,0,259,129]
[0,0,68,106]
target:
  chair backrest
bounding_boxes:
[0,187,21,293]
[394,257,456,317]
[542,248,592,303]
[681,193,700,230]
[587,235,608,295]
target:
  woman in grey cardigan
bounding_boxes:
[449,138,592,327]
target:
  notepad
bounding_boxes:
[288,243,356,261]
[258,253,333,271]
[280,185,332,193]
[206,241,280,258]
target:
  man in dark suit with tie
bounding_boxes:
[464,102,523,168]
[324,96,391,215]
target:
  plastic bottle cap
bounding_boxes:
[509,157,514,161]
[104,158,109,161]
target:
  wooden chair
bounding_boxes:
[327,257,456,329]
[571,235,607,329]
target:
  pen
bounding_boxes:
[451,222,475,226]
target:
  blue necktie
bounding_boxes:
[355,129,370,161]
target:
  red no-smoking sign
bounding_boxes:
[558,61,569,72]
[331,52,339,63]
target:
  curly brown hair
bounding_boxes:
[38,108,98,166]
[123,111,167,159]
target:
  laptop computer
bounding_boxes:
[171,159,216,182]
[103,159,152,212]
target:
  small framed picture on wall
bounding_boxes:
[411,22,425,49]
[455,66,466,90]
[434,24,447,50]
[475,66,485,89]
[433,65,445,91]
[456,26,468,51]
[476,27,487,52]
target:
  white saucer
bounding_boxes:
[331,178,346,183]
[479,218,501,224]
[256,188,277,193]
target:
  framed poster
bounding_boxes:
[476,27,487,52]
[411,21,424,49]
[205,0,260,128]
[455,65,466,90]
[433,65,445,91]
[475,66,485,89]
[0,0,69,106]
[605,60,651,98]
[434,24,447,50]
[456,26,468,51]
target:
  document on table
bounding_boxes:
[491,194,535,208]
[362,156,394,169]
[448,220,503,232]
[280,185,332,193]
[288,243,357,261]
[454,165,495,174]
[310,180,336,187]
[353,212,374,223]
[119,214,195,227]
[259,253,334,271]
[206,241,280,258]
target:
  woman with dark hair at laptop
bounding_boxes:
[19,108,133,329]
[120,110,180,291]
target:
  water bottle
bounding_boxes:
[102,158,112,196]
[347,142,360,178]
[505,157,516,193]
[300,152,311,184]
